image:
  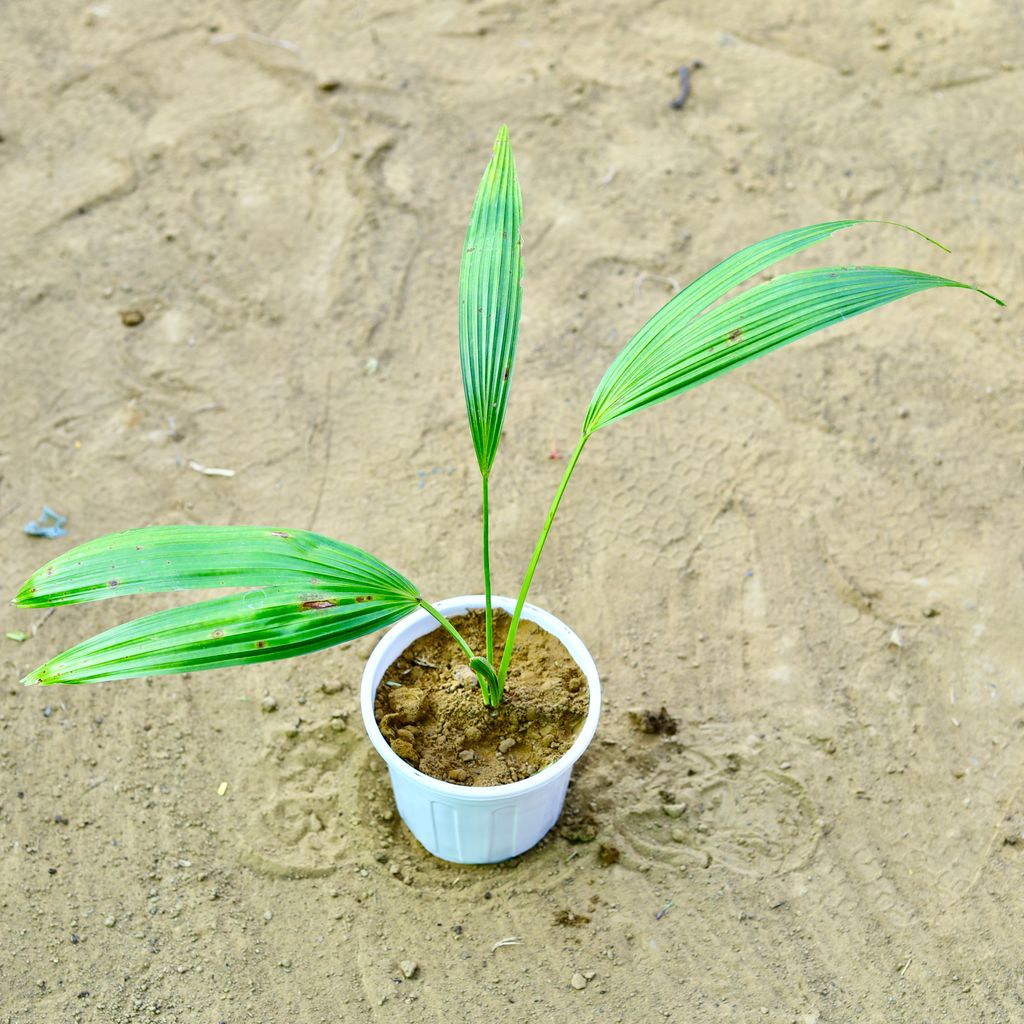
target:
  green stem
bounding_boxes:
[495,433,590,698]
[417,599,497,705]
[418,598,475,662]
[482,475,494,665]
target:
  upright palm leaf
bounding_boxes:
[15,525,422,685]
[458,125,523,667]
[459,124,523,475]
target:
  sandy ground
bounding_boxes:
[2,2,1022,1021]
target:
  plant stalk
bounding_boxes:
[417,598,476,659]
[417,598,497,705]
[495,433,590,698]
[482,475,494,665]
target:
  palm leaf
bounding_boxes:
[585,226,1001,432]
[459,124,523,475]
[21,587,419,686]
[14,525,419,608]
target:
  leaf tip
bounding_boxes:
[875,219,951,254]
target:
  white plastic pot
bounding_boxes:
[360,595,601,864]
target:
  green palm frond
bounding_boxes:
[585,224,1001,432]
[21,588,418,686]
[459,124,523,475]
[14,525,419,608]
[14,525,422,686]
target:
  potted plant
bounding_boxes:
[13,127,1000,863]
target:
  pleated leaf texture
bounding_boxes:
[459,124,524,476]
[584,221,1003,433]
[14,526,421,685]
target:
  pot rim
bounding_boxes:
[360,595,601,801]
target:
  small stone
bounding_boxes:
[670,828,686,843]
[43,705,53,718]
[264,911,273,922]
[498,737,516,754]
[103,916,116,928]
[661,803,687,819]
[400,960,418,979]
[453,666,477,688]
[459,750,475,762]
[321,679,344,694]
[583,970,597,981]
[571,972,587,990]
[261,695,278,712]
[217,781,228,796]
[120,309,145,327]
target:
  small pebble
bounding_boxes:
[261,695,278,712]
[120,309,145,327]
[400,960,418,979]
[321,679,344,694]
[661,803,687,819]
[571,972,587,990]
[453,666,477,688]
[498,737,516,754]
[104,916,116,928]
[217,781,228,796]
[42,705,53,718]
[670,828,686,843]
[459,750,475,762]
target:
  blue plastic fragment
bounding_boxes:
[23,505,68,539]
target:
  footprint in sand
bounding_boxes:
[236,717,400,878]
[596,742,820,877]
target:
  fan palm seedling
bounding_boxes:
[14,126,1001,707]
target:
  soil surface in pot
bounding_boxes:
[374,609,589,786]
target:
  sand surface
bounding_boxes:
[2,2,1022,1021]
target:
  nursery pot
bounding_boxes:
[360,595,601,864]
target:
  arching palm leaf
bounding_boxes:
[21,587,418,686]
[14,525,418,607]
[585,224,1000,432]
[14,525,422,686]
